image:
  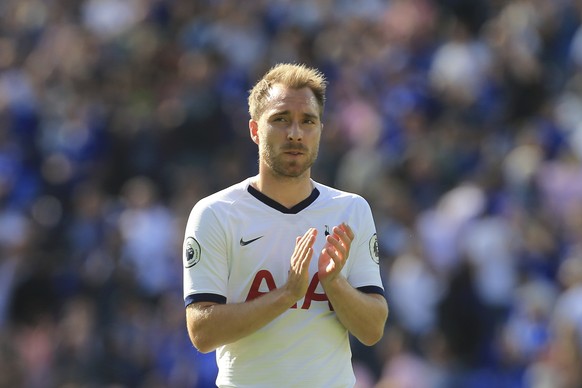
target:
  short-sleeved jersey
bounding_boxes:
[183,178,384,388]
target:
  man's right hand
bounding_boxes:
[284,228,317,302]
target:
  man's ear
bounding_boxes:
[249,119,259,145]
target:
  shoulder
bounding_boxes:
[189,179,251,220]
[312,181,375,226]
[313,180,370,206]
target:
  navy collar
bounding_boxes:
[247,185,320,214]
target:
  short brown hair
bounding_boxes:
[248,63,327,120]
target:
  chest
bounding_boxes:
[223,206,357,302]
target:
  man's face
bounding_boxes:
[252,84,322,179]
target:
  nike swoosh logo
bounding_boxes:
[240,236,263,246]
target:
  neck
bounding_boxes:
[251,169,313,209]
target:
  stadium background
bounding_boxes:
[1,0,582,387]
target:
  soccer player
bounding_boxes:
[183,63,388,387]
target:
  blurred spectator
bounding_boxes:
[388,247,442,336]
[524,255,582,388]
[118,176,179,297]
[375,327,448,388]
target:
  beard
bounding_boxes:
[260,141,319,178]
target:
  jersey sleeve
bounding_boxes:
[347,198,384,295]
[183,199,229,307]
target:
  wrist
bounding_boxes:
[279,285,302,309]
[320,274,346,294]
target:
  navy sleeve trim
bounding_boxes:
[185,293,227,307]
[357,285,384,296]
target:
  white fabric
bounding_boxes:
[183,178,384,388]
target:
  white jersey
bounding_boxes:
[183,178,384,388]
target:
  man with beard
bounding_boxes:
[183,63,388,387]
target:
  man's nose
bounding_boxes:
[287,121,303,141]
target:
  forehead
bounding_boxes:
[264,84,319,117]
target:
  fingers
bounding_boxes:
[292,224,354,275]
[299,228,317,258]
[328,223,353,251]
[323,223,354,265]
[291,228,317,271]
[287,228,317,301]
[339,223,355,241]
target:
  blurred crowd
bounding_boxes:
[1,0,582,387]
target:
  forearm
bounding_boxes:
[186,228,317,353]
[186,287,296,353]
[323,276,388,346]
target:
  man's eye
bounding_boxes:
[273,117,286,122]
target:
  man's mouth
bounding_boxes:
[282,145,307,155]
